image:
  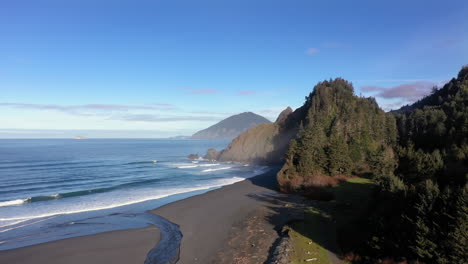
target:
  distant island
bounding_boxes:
[191,112,271,140]
[168,135,190,139]
[73,136,88,140]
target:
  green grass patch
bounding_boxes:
[289,207,332,264]
[288,177,376,263]
[328,177,376,227]
[327,177,376,252]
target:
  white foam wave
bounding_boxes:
[177,163,219,169]
[166,162,195,167]
[0,220,25,228]
[0,176,246,224]
[202,167,232,172]
[198,163,219,167]
[0,199,27,207]
[177,165,198,169]
[0,216,53,233]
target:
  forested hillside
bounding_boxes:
[360,67,468,263]
[277,78,397,191]
[274,67,467,263]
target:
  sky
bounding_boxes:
[1,0,467,138]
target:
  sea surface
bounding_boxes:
[0,139,267,250]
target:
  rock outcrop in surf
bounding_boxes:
[187,154,200,160]
[203,148,220,161]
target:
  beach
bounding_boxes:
[0,227,160,264]
[0,167,300,264]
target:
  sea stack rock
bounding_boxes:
[187,154,200,160]
[203,148,220,161]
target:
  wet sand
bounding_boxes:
[0,226,159,264]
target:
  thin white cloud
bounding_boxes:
[361,81,446,101]
[114,114,222,123]
[0,128,183,138]
[237,90,260,96]
[0,102,175,111]
[306,48,319,55]
[360,80,448,112]
[176,87,219,94]
[353,79,440,83]
[190,110,234,116]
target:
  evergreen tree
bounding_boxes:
[277,78,396,190]
[360,66,468,263]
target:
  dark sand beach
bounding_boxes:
[0,168,300,264]
[0,227,160,264]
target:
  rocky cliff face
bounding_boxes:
[191,112,271,140]
[275,107,293,123]
[214,106,303,164]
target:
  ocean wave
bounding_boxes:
[0,193,86,208]
[0,162,76,170]
[125,160,158,165]
[177,165,198,169]
[0,178,164,208]
[202,167,232,172]
[0,176,247,223]
[26,194,60,203]
[198,164,219,167]
[0,199,27,207]
[177,163,219,169]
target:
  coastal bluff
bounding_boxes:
[209,106,305,164]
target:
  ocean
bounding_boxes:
[0,139,267,250]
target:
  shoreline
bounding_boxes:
[0,164,269,251]
[0,167,302,264]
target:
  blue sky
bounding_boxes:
[1,0,467,138]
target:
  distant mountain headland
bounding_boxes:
[191,112,271,140]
